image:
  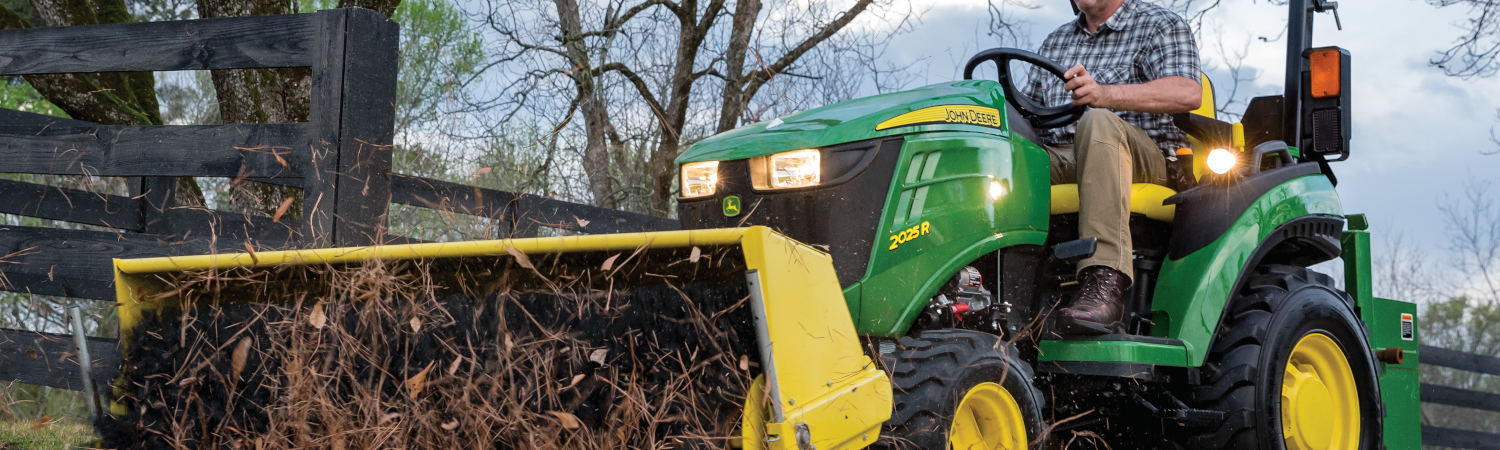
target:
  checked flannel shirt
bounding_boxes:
[1023,0,1200,156]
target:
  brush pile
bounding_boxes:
[99,246,759,449]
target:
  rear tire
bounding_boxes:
[1190,265,1383,449]
[880,329,1045,449]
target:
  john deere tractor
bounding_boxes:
[672,0,1417,448]
[105,0,1417,448]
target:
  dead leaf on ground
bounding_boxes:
[504,332,515,351]
[588,348,608,365]
[441,420,459,431]
[689,246,702,263]
[739,354,750,372]
[308,301,326,329]
[379,412,400,424]
[505,245,534,270]
[409,316,422,333]
[230,337,252,377]
[546,411,582,430]
[405,361,435,398]
[563,373,586,390]
[30,415,50,430]
[600,253,620,271]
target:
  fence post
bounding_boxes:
[304,8,397,247]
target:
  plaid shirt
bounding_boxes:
[1023,0,1200,155]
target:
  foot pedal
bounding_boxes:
[1053,237,1097,261]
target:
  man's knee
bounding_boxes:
[1077,109,1125,137]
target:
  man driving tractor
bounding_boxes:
[1027,0,1202,335]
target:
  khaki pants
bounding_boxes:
[1044,109,1168,282]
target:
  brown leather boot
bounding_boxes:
[1056,266,1130,335]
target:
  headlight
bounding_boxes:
[680,161,719,198]
[754,149,821,190]
[1206,148,1237,175]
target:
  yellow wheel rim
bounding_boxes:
[949,382,1027,450]
[1282,332,1360,450]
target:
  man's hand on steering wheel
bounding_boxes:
[1063,65,1114,109]
[963,48,1087,130]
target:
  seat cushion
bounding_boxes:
[1049,183,1177,222]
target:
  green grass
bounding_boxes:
[0,420,95,449]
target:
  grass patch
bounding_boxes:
[0,420,95,449]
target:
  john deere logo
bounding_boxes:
[723,195,742,217]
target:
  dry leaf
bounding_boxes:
[600,254,620,271]
[473,167,492,176]
[308,301,326,330]
[447,357,462,376]
[504,332,515,351]
[739,354,750,372]
[409,316,422,333]
[574,216,590,228]
[230,337,252,376]
[689,246,702,263]
[272,197,294,223]
[547,411,582,430]
[405,361,435,398]
[30,415,50,430]
[588,349,608,365]
[379,412,400,424]
[563,373,586,390]
[505,245,534,270]
[242,242,259,265]
[441,420,460,431]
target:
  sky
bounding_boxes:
[868,0,1500,296]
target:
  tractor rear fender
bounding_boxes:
[113,227,891,449]
[1147,171,1344,367]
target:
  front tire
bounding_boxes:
[1191,265,1383,449]
[881,329,1045,449]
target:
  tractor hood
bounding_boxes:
[677,80,1010,164]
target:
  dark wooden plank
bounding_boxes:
[1423,426,1500,449]
[0,123,308,177]
[328,8,397,246]
[160,207,300,249]
[0,108,97,129]
[1422,345,1500,376]
[1422,383,1500,413]
[516,194,680,234]
[390,174,517,218]
[0,14,314,75]
[301,9,350,246]
[0,328,120,392]
[0,179,144,230]
[0,226,211,298]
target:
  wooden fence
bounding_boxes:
[1420,344,1500,449]
[0,8,674,402]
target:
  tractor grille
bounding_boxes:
[678,137,903,286]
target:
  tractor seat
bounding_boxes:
[1049,183,1177,222]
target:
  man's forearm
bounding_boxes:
[1100,76,1201,114]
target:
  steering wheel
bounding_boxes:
[964,48,1087,130]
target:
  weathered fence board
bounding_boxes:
[1,124,307,177]
[0,14,314,74]
[0,328,119,392]
[1424,426,1500,450]
[1422,344,1500,376]
[1421,383,1500,413]
[0,179,145,231]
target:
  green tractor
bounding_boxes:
[674,0,1418,448]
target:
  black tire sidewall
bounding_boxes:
[883,329,1046,449]
[1253,281,1382,450]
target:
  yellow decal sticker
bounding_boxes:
[875,105,1003,131]
[888,221,931,251]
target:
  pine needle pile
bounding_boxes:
[100,246,759,449]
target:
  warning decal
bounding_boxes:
[1400,313,1414,341]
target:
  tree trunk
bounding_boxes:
[716,0,760,133]
[553,0,621,210]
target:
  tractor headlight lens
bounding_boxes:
[768,149,821,189]
[1206,148,1237,175]
[751,149,822,190]
[680,161,720,198]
